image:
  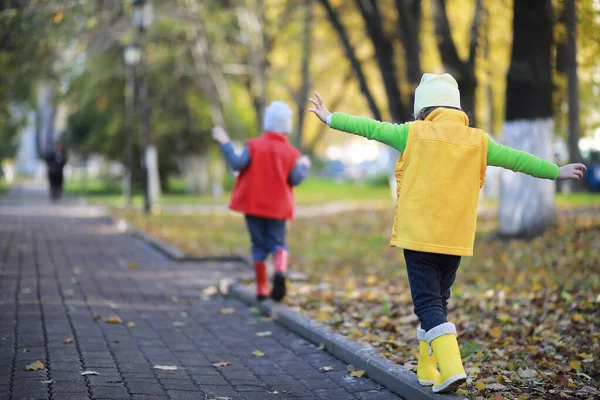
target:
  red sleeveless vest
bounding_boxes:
[229,132,301,220]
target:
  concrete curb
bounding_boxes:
[227,283,466,400]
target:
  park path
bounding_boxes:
[0,184,402,400]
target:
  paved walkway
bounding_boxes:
[0,185,402,400]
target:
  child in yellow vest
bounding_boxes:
[308,73,586,393]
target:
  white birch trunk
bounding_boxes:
[177,155,210,194]
[498,118,556,236]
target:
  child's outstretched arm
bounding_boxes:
[487,137,586,180]
[212,126,251,171]
[308,92,408,153]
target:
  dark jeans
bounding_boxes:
[245,215,287,262]
[48,173,64,200]
[404,249,461,332]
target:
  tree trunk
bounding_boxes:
[177,154,211,194]
[498,0,555,237]
[396,0,422,108]
[565,0,581,164]
[356,0,409,122]
[295,0,313,149]
[431,0,481,126]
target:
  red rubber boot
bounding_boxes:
[254,261,270,301]
[271,249,288,302]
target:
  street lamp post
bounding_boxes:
[132,0,153,214]
[123,43,140,206]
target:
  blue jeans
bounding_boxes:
[245,215,287,262]
[404,249,461,332]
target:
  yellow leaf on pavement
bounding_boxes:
[127,322,136,328]
[218,307,235,314]
[106,316,122,324]
[350,370,365,378]
[320,366,333,372]
[252,350,265,357]
[475,381,485,391]
[212,361,232,368]
[25,360,44,371]
[127,263,137,271]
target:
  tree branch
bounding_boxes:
[355,0,408,121]
[316,0,382,121]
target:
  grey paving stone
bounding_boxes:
[52,380,89,393]
[90,385,129,398]
[127,382,167,395]
[0,186,403,400]
[314,388,359,399]
[52,393,92,400]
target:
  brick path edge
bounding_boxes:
[227,283,467,400]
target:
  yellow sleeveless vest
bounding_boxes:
[390,109,488,256]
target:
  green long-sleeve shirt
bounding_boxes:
[330,113,559,180]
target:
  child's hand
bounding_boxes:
[308,92,332,124]
[297,155,311,168]
[558,163,587,180]
[212,126,230,145]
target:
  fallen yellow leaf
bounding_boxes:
[569,360,581,371]
[490,326,502,338]
[106,316,122,324]
[54,10,63,24]
[319,365,333,372]
[218,307,235,314]
[315,312,330,322]
[252,350,265,357]
[92,314,102,320]
[365,275,378,286]
[410,347,419,360]
[475,381,485,391]
[350,370,366,378]
[212,361,232,368]
[127,262,137,271]
[25,360,44,371]
[127,322,136,328]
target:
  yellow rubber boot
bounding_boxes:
[426,322,466,393]
[416,328,439,386]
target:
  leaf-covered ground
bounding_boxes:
[118,208,600,400]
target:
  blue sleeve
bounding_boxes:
[289,163,309,186]
[220,142,251,171]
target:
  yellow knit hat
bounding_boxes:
[413,73,461,117]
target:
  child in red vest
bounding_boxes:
[212,101,311,302]
[308,74,586,393]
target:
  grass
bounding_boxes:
[0,181,10,196]
[65,176,395,207]
[67,177,600,209]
